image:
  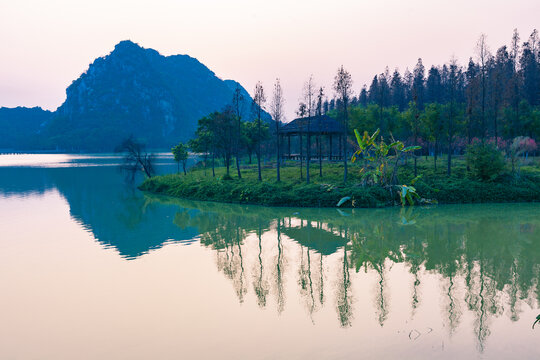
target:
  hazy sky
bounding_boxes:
[1,0,538,119]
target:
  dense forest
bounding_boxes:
[322,29,539,155]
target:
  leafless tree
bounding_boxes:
[303,75,316,184]
[476,34,491,142]
[115,136,155,180]
[333,65,353,182]
[253,81,266,181]
[270,78,285,181]
[316,87,324,177]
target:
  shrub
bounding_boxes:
[465,143,506,181]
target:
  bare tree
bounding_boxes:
[116,136,155,180]
[297,102,307,180]
[316,87,324,177]
[253,81,266,181]
[270,78,285,181]
[510,29,521,131]
[303,75,316,184]
[447,57,460,176]
[333,66,353,182]
[476,34,491,142]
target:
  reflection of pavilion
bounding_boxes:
[281,218,348,255]
[279,115,345,161]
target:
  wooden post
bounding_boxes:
[338,134,342,161]
[288,134,291,158]
[329,134,333,161]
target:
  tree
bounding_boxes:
[446,57,462,176]
[476,33,491,141]
[333,65,353,182]
[172,142,189,175]
[270,78,285,181]
[242,119,270,165]
[426,66,443,104]
[404,101,421,176]
[253,81,266,181]
[421,103,444,171]
[201,114,218,177]
[115,136,155,179]
[465,58,478,144]
[231,84,245,179]
[303,75,316,184]
[316,87,325,177]
[391,69,406,110]
[413,58,426,110]
[520,30,539,107]
[188,134,209,176]
[214,108,236,176]
[296,102,307,180]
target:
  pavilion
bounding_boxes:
[279,115,346,161]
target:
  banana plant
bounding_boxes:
[396,175,421,206]
[351,128,420,187]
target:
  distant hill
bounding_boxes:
[2,40,263,151]
[0,107,52,151]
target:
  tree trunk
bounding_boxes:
[276,130,281,182]
[299,134,303,180]
[318,135,322,177]
[236,155,241,179]
[434,137,438,172]
[343,131,348,183]
[212,151,215,177]
[447,140,452,176]
[257,119,262,181]
[306,134,311,184]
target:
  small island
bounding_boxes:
[140,157,540,208]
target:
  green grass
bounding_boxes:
[140,156,540,208]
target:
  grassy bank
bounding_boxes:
[140,157,540,207]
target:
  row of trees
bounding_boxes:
[326,29,540,176]
[182,29,538,182]
[184,69,354,182]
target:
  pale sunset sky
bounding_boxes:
[0,0,538,119]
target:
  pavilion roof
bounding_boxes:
[280,115,345,135]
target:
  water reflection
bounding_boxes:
[1,157,539,355]
[0,160,198,259]
[150,196,540,350]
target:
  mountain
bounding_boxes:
[0,107,52,151]
[2,40,261,151]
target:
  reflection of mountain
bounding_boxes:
[2,163,540,353]
[0,165,198,259]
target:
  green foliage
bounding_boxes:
[140,157,540,207]
[396,175,422,206]
[242,119,270,154]
[465,143,506,181]
[172,143,188,162]
[172,142,189,174]
[351,128,420,186]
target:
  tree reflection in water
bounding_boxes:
[149,195,540,351]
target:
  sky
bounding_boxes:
[0,0,539,119]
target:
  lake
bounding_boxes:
[1,154,539,359]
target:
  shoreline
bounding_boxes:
[140,173,540,208]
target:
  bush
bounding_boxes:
[465,143,506,181]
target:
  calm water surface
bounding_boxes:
[1,154,539,359]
